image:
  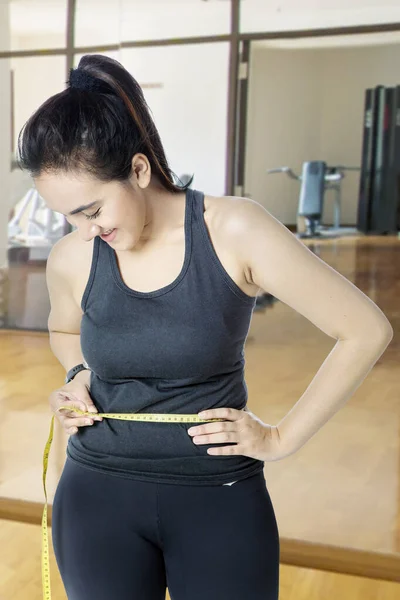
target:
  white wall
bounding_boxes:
[240,0,400,33]
[0,0,11,269]
[118,44,229,196]
[11,55,66,153]
[245,41,400,225]
[245,46,322,223]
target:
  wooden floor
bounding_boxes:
[1,233,399,595]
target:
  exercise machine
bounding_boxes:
[267,161,360,239]
[8,187,67,262]
[358,85,400,234]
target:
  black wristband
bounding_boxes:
[65,361,90,384]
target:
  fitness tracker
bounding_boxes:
[65,360,90,384]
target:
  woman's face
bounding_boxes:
[34,156,150,250]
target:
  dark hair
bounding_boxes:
[17,54,193,193]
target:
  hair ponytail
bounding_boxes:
[17,54,193,193]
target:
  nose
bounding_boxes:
[78,222,99,242]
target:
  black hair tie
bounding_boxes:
[67,67,111,93]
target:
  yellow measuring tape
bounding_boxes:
[42,406,223,600]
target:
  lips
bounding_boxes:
[100,228,117,242]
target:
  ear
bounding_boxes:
[131,153,151,189]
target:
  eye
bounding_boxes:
[84,208,102,220]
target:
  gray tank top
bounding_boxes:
[67,188,265,485]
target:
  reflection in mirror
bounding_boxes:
[245,32,400,235]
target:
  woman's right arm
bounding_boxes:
[46,235,101,433]
[46,233,87,378]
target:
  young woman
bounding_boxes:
[17,54,392,600]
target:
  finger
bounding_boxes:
[188,421,236,437]
[63,409,102,422]
[57,403,102,421]
[192,432,238,445]
[207,445,238,456]
[57,406,89,419]
[62,416,96,429]
[54,398,87,415]
[56,392,100,416]
[81,400,100,414]
[198,408,242,421]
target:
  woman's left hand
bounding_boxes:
[188,407,282,462]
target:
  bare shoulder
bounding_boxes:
[204,194,264,234]
[49,229,92,271]
[201,194,263,296]
[204,195,255,239]
[208,193,298,254]
[48,229,93,306]
[203,193,250,216]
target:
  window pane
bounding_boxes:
[75,0,122,47]
[120,0,230,41]
[75,0,230,47]
[5,0,68,52]
[0,57,11,284]
[120,44,229,196]
[4,56,67,330]
[11,56,66,152]
[240,0,400,33]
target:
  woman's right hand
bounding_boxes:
[48,371,103,435]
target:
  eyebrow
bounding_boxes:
[68,201,100,216]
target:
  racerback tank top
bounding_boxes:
[67,187,265,486]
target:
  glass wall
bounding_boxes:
[11,56,66,152]
[6,0,68,52]
[240,0,400,33]
[75,0,230,47]
[119,0,231,41]
[75,0,122,47]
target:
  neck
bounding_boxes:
[139,184,187,246]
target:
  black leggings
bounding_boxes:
[52,457,280,599]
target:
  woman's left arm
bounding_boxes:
[228,198,393,459]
